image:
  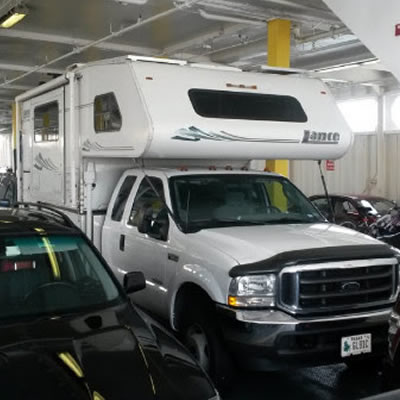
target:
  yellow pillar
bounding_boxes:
[266,19,291,177]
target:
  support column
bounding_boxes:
[266,19,291,177]
[12,102,16,172]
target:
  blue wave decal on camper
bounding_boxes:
[172,126,299,143]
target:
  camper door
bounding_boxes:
[29,89,64,204]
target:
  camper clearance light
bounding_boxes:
[0,7,27,29]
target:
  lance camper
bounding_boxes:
[15,55,400,385]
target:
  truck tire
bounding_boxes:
[181,304,234,390]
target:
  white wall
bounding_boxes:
[291,89,400,203]
[291,134,377,196]
[0,134,11,170]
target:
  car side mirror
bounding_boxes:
[124,271,146,294]
[0,199,10,207]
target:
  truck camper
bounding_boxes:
[15,55,399,386]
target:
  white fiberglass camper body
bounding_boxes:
[15,56,398,385]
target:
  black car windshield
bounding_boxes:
[169,174,324,232]
[0,235,122,321]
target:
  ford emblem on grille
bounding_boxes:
[341,281,361,292]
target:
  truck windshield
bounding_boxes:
[0,235,122,321]
[169,174,324,232]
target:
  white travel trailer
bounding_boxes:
[15,56,399,386]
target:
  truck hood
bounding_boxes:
[195,223,382,266]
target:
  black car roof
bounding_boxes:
[0,205,79,236]
[310,194,391,202]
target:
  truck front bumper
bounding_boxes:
[217,306,392,371]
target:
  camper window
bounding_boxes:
[94,92,122,133]
[34,101,59,142]
[188,89,307,122]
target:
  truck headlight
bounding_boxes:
[228,274,276,307]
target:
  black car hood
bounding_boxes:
[0,302,215,400]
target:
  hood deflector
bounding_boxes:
[229,244,396,277]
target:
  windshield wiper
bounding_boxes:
[215,217,266,224]
[265,216,315,224]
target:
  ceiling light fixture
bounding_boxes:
[0,6,28,29]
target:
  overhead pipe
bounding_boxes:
[198,9,266,26]
[0,0,202,89]
[295,26,351,44]
[198,0,340,25]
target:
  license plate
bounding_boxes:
[341,333,371,358]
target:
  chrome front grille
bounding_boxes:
[280,258,398,314]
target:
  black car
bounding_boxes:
[0,203,219,400]
[310,194,397,230]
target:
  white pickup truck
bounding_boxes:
[14,55,399,386]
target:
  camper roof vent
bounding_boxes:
[127,55,187,66]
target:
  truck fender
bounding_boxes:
[169,263,226,331]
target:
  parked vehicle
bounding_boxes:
[12,55,399,386]
[0,169,16,206]
[368,207,400,249]
[310,194,396,231]
[0,203,219,400]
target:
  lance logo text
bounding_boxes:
[302,130,340,145]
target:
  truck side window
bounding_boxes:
[128,177,164,227]
[94,92,122,133]
[34,101,59,142]
[111,175,137,221]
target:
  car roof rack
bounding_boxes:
[15,202,76,228]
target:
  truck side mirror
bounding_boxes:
[137,206,153,234]
[137,205,169,242]
[0,199,10,207]
[124,271,146,294]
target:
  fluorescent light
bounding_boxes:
[0,7,27,29]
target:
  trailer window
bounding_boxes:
[34,101,59,142]
[94,92,122,133]
[188,89,307,122]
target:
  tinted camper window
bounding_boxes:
[34,101,59,142]
[94,93,122,133]
[188,89,308,122]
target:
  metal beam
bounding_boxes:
[0,29,158,56]
[161,23,251,56]
[0,62,63,75]
[1,84,34,91]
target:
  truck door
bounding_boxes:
[102,173,138,275]
[120,175,169,317]
[29,89,64,204]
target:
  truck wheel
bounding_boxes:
[182,305,234,390]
